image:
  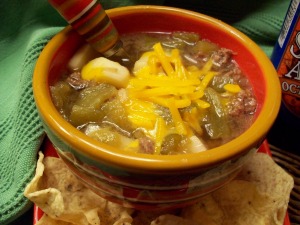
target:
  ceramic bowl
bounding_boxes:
[33,5,281,210]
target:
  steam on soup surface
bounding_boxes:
[51,32,257,155]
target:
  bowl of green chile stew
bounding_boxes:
[33,5,281,210]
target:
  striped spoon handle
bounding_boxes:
[48,0,122,57]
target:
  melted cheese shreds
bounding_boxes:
[129,77,200,88]
[153,43,174,77]
[149,97,191,109]
[202,58,214,73]
[186,65,202,79]
[224,83,241,93]
[154,117,167,154]
[124,139,140,152]
[124,99,157,129]
[194,99,211,109]
[167,99,187,135]
[129,86,196,99]
[134,52,156,75]
[182,109,203,135]
[200,71,217,89]
[79,41,246,153]
[124,42,224,150]
[171,49,187,79]
[188,89,205,100]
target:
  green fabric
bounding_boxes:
[165,0,290,56]
[0,0,290,224]
[232,0,291,56]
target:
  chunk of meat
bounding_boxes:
[66,71,90,90]
[227,90,257,116]
[138,137,155,154]
[211,48,235,68]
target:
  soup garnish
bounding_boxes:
[51,32,257,155]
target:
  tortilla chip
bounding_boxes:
[181,195,224,225]
[181,153,294,225]
[25,152,293,225]
[132,209,179,225]
[24,152,133,225]
[236,153,294,224]
[36,214,72,225]
[150,214,198,225]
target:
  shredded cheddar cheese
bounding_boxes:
[167,98,188,135]
[182,108,203,135]
[123,42,222,152]
[123,99,157,129]
[224,83,241,93]
[153,117,167,154]
[128,42,215,120]
[153,43,175,77]
[80,42,242,154]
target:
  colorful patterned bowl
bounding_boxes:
[33,5,281,210]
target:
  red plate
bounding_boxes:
[33,139,291,225]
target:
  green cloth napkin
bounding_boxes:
[0,0,290,224]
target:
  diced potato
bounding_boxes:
[187,135,207,153]
[84,124,134,149]
[81,57,130,88]
[68,44,99,71]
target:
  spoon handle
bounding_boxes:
[48,0,120,57]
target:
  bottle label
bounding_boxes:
[274,0,300,116]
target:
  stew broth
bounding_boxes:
[50,32,257,155]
